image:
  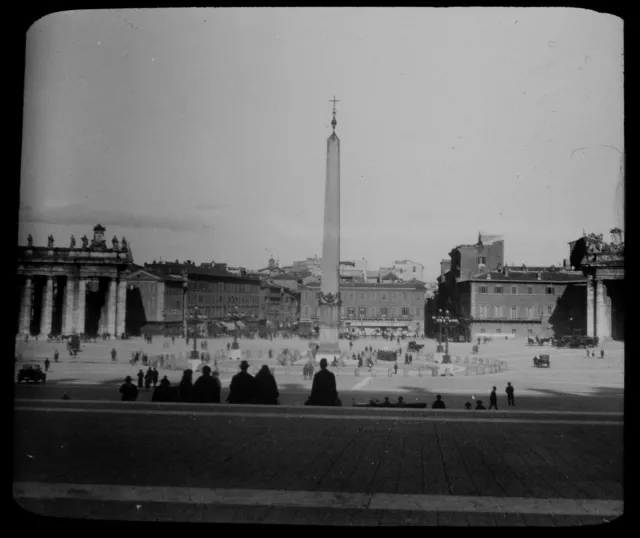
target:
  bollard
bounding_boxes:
[354,368,360,377]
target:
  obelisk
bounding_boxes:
[316,97,342,362]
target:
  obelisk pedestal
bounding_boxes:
[316,101,343,363]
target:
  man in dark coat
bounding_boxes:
[44,358,50,373]
[489,386,498,410]
[253,365,279,405]
[432,394,446,409]
[54,350,59,363]
[193,365,221,403]
[120,376,138,401]
[152,367,159,388]
[227,360,256,404]
[505,382,515,406]
[144,368,153,391]
[306,358,339,406]
[137,369,144,389]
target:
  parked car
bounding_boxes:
[17,363,47,384]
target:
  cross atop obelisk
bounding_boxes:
[329,95,340,131]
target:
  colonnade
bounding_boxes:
[586,277,613,341]
[19,274,127,338]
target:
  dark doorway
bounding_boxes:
[30,277,44,335]
[85,278,108,336]
[51,277,65,335]
[126,286,146,336]
[608,280,624,341]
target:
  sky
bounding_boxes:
[19,8,624,280]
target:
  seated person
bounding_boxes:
[382,396,391,407]
[475,400,486,410]
[432,394,446,409]
[396,396,406,407]
[465,402,472,410]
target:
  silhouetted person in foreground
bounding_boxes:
[178,369,196,403]
[120,376,138,401]
[475,400,486,410]
[253,365,280,405]
[489,386,498,410]
[137,369,144,389]
[432,394,446,409]
[306,358,340,406]
[227,360,255,404]
[465,402,472,410]
[152,377,176,402]
[193,365,221,403]
[505,382,515,406]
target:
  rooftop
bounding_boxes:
[469,269,586,283]
[302,281,426,290]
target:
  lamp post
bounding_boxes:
[431,309,459,361]
[189,306,199,359]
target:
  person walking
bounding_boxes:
[227,360,256,404]
[111,348,117,362]
[253,365,280,405]
[306,358,340,406]
[505,382,515,406]
[152,377,175,402]
[600,348,605,359]
[489,386,498,410]
[137,369,144,389]
[54,349,59,363]
[394,361,398,375]
[120,376,138,401]
[44,358,50,373]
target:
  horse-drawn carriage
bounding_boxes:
[407,341,424,352]
[533,354,550,368]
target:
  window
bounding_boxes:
[546,286,555,295]
[371,306,378,317]
[547,305,553,315]
[496,328,502,334]
[479,305,487,319]
[403,293,408,301]
[380,307,388,317]
[370,292,376,299]
[480,328,486,333]
[527,286,533,294]
[360,293,365,300]
[359,307,366,317]
[416,307,421,316]
[511,306,517,319]
[495,305,503,318]
[391,293,396,300]
[511,286,518,294]
[382,293,388,301]
[494,286,503,294]
[477,256,487,265]
[526,306,533,319]
[512,328,517,334]
[349,292,354,300]
[413,266,416,272]
[479,286,488,294]
[347,307,355,317]
[402,307,410,316]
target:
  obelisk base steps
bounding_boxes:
[316,304,341,362]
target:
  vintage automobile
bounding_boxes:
[533,354,551,368]
[17,363,47,384]
[407,340,424,352]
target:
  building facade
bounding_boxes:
[393,260,425,282]
[570,230,624,341]
[260,280,300,328]
[451,267,587,339]
[299,281,425,336]
[16,225,133,338]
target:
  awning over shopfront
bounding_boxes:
[236,321,246,329]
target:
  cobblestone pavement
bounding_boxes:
[13,399,623,525]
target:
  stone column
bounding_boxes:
[317,115,341,360]
[76,278,87,335]
[116,279,127,338]
[586,277,595,337]
[64,278,75,334]
[21,277,33,335]
[61,280,67,334]
[107,278,117,337]
[39,276,54,337]
[596,280,611,342]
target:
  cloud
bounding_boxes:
[20,203,214,233]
